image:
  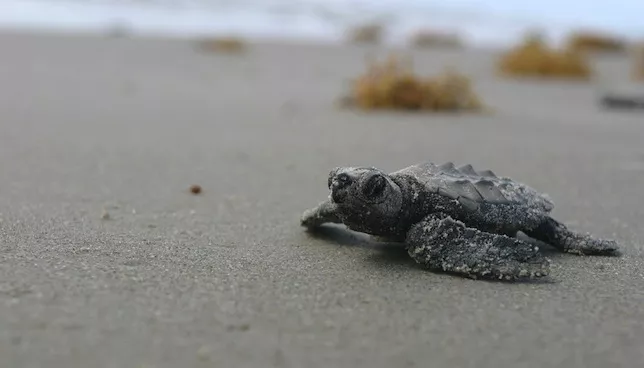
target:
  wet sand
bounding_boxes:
[0,30,643,368]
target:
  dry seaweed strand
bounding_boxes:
[497,35,592,80]
[409,30,463,49]
[345,53,483,112]
[347,23,383,44]
[565,31,627,54]
[634,44,644,81]
[199,36,246,53]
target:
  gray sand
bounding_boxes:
[1,31,643,368]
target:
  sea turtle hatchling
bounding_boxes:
[300,161,620,281]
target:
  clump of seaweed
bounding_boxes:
[342,54,483,112]
[497,34,592,80]
[565,31,627,54]
[409,29,463,49]
[634,45,644,81]
[347,23,384,44]
[198,36,246,53]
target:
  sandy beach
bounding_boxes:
[1,30,643,368]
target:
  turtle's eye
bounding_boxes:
[337,173,350,184]
[362,174,387,199]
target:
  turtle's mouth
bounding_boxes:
[330,188,348,203]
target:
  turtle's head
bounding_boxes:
[327,167,404,233]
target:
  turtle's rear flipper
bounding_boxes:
[524,217,621,256]
[405,213,550,281]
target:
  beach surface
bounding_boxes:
[1,31,643,368]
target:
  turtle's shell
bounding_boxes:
[392,161,554,229]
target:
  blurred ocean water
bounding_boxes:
[0,0,641,47]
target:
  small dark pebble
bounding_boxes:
[189,185,202,194]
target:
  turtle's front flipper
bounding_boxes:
[301,199,342,228]
[405,213,550,281]
[524,217,620,256]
